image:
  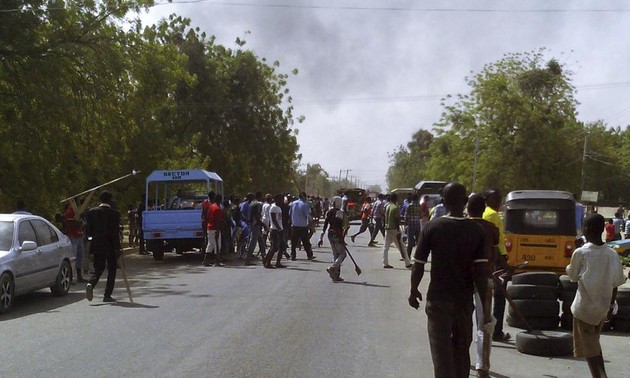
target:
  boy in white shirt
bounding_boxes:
[566,213,626,378]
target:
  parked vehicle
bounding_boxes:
[337,188,366,221]
[0,213,75,313]
[503,190,577,273]
[143,169,223,261]
[414,180,447,208]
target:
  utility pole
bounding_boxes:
[580,134,587,196]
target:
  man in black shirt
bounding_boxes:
[409,183,489,378]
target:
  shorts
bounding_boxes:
[573,317,604,358]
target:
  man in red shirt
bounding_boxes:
[63,203,87,283]
[203,194,224,267]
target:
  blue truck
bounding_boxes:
[142,169,223,261]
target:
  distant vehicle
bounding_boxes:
[143,169,223,261]
[390,187,415,197]
[503,190,577,274]
[414,181,447,208]
[0,213,75,314]
[337,188,367,221]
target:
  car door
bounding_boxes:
[13,219,45,293]
[30,219,62,286]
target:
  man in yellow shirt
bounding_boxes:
[483,188,511,342]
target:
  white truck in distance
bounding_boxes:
[142,169,223,261]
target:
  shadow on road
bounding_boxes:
[0,292,85,321]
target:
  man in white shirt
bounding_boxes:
[263,194,288,269]
[566,213,626,378]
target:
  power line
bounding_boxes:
[155,1,630,13]
[4,1,630,13]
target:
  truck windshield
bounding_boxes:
[147,181,216,210]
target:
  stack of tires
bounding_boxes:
[507,272,573,357]
[506,272,560,331]
[612,287,630,332]
[558,275,577,331]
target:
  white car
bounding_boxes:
[0,213,75,314]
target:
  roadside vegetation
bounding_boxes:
[387,48,630,205]
[1,0,303,216]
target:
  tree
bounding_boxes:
[386,129,434,189]
[425,49,583,194]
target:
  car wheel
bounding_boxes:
[0,272,15,314]
[512,272,559,287]
[515,330,573,357]
[50,260,72,296]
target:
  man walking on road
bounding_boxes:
[467,194,500,377]
[483,188,511,342]
[289,192,316,261]
[368,194,385,246]
[381,193,411,269]
[85,190,122,303]
[409,182,489,378]
[245,191,267,265]
[263,194,288,269]
[319,197,347,282]
[567,213,626,378]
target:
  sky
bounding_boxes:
[140,0,630,191]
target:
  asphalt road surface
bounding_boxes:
[1,226,628,377]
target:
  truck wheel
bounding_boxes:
[148,240,164,261]
[512,272,559,287]
[515,330,573,356]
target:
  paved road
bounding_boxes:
[1,226,628,377]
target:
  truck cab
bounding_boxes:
[142,169,223,261]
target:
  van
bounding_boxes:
[503,190,576,273]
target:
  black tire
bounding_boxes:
[559,288,576,302]
[148,240,164,261]
[558,275,577,291]
[560,312,573,330]
[613,305,630,320]
[0,272,15,314]
[512,272,559,287]
[515,330,573,357]
[612,318,630,332]
[507,284,559,300]
[616,287,630,306]
[50,260,72,296]
[507,314,559,330]
[508,299,560,318]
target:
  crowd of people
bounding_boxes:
[50,184,627,378]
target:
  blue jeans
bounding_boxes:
[70,237,84,272]
[406,223,420,257]
[370,218,384,242]
[247,223,265,258]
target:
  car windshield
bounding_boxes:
[0,221,15,251]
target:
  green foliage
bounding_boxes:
[423,49,583,194]
[0,1,302,217]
